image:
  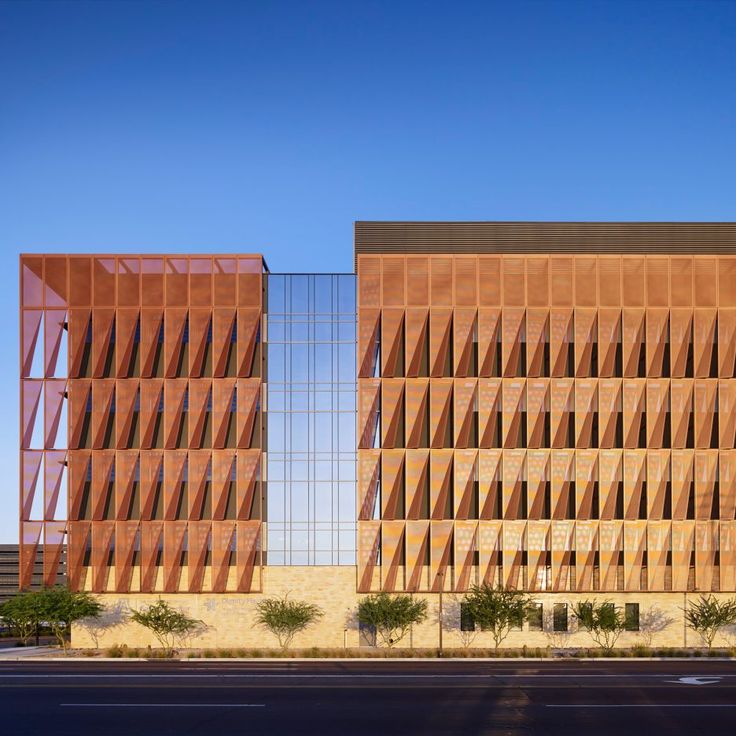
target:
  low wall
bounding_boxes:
[71,567,736,650]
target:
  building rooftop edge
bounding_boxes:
[18,252,267,257]
[20,252,271,273]
[353,221,736,267]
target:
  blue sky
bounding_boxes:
[1,0,735,541]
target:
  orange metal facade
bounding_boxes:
[20,255,265,593]
[357,253,736,594]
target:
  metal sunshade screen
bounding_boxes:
[356,248,736,593]
[20,254,265,594]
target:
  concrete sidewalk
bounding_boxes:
[0,646,60,660]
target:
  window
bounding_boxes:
[266,273,357,565]
[460,603,475,632]
[578,601,593,629]
[553,603,568,632]
[624,603,640,631]
[528,603,543,631]
[511,609,524,630]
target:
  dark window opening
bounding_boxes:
[553,603,568,632]
[460,603,475,632]
[624,602,640,631]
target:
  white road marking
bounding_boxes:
[1,673,487,679]
[60,703,265,708]
[665,676,722,685]
[547,704,736,708]
[481,674,734,679]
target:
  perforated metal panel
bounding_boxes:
[20,254,265,593]
[356,242,736,593]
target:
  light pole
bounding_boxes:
[683,592,687,648]
[438,570,444,653]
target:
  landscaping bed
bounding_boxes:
[79,645,736,659]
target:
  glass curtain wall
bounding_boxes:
[265,274,357,565]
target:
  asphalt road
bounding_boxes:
[1,660,735,735]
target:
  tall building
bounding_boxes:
[18,223,736,649]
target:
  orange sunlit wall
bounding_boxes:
[20,255,265,593]
[356,254,736,594]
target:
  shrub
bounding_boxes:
[571,600,626,652]
[357,593,428,648]
[631,644,650,658]
[130,599,201,656]
[0,591,45,645]
[255,596,323,650]
[1,587,103,653]
[460,584,532,649]
[683,595,736,649]
[106,644,124,658]
[43,587,105,653]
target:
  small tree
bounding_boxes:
[684,595,736,649]
[255,596,323,649]
[357,593,428,648]
[571,599,626,652]
[638,605,674,648]
[456,601,479,649]
[37,587,104,653]
[0,590,45,645]
[131,599,201,655]
[461,584,531,649]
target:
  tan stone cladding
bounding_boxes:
[357,253,736,594]
[72,566,736,650]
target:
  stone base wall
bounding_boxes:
[71,566,736,650]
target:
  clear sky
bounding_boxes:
[1,0,735,541]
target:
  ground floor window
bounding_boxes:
[460,603,475,632]
[528,603,543,631]
[624,603,640,631]
[553,603,568,632]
